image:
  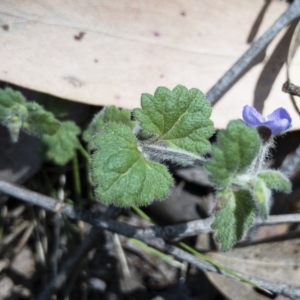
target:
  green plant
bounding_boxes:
[0,86,292,251]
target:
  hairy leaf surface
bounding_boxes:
[41,121,81,165]
[0,88,26,108]
[253,178,271,219]
[83,105,135,146]
[257,170,291,193]
[91,123,173,207]
[24,102,61,136]
[0,88,28,142]
[205,120,261,189]
[133,85,214,154]
[212,188,256,251]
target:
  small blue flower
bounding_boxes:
[242,105,292,135]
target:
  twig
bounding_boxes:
[37,209,48,263]
[13,222,34,255]
[282,80,300,97]
[37,227,104,300]
[0,205,7,240]
[1,180,300,239]
[0,220,29,249]
[37,206,120,300]
[155,213,300,240]
[49,174,66,281]
[31,207,46,266]
[113,234,131,278]
[0,221,33,270]
[8,205,25,219]
[1,180,300,298]
[280,78,300,176]
[206,0,300,104]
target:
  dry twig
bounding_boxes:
[1,180,300,298]
[282,80,300,97]
[206,0,300,104]
[37,206,120,299]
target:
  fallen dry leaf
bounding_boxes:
[0,0,299,129]
[206,236,300,300]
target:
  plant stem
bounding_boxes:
[132,206,269,294]
[72,152,82,204]
[132,206,152,223]
[78,144,90,161]
[129,238,183,268]
[141,144,206,166]
[0,181,299,297]
[77,144,94,200]
[250,139,274,176]
[179,242,272,295]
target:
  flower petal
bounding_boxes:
[263,107,292,134]
[242,105,263,127]
[265,107,292,124]
[263,119,291,135]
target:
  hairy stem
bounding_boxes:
[141,144,206,166]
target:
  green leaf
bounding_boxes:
[41,121,81,165]
[0,88,28,142]
[257,170,291,193]
[0,88,63,142]
[1,105,28,142]
[0,107,11,120]
[23,102,61,136]
[0,88,26,108]
[91,123,173,207]
[212,188,256,251]
[5,115,23,143]
[83,105,135,147]
[133,85,214,154]
[205,120,261,189]
[253,178,271,219]
[252,171,291,220]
